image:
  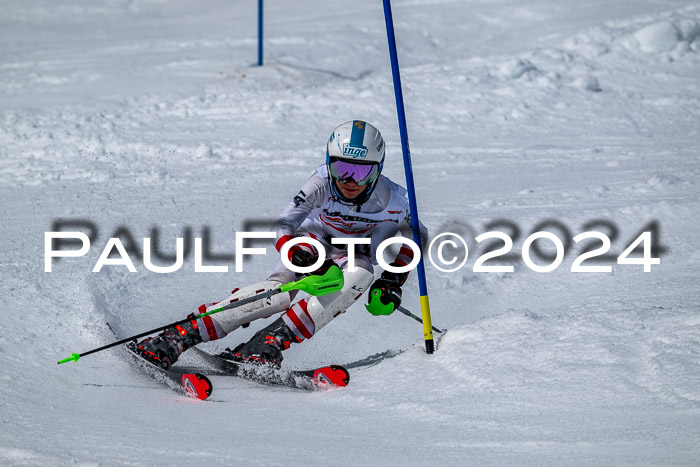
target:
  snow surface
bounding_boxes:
[1,0,700,465]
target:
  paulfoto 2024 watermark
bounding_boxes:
[44,218,666,275]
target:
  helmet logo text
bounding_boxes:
[342,144,368,158]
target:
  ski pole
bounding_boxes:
[397,306,444,334]
[58,265,345,364]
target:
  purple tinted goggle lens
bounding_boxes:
[329,160,379,185]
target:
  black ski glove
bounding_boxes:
[288,242,319,267]
[290,249,317,267]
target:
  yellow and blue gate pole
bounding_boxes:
[382,0,435,354]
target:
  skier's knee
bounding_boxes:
[283,267,374,339]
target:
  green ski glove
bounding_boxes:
[365,278,402,316]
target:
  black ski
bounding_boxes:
[342,349,402,370]
[341,332,448,371]
[190,347,349,391]
[109,324,213,400]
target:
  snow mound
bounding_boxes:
[351,302,700,410]
[614,15,700,58]
[571,75,601,92]
[457,8,700,113]
[498,58,538,80]
[619,12,700,57]
[633,21,683,53]
[645,172,685,188]
[336,302,700,463]
[562,9,700,60]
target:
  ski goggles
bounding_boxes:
[328,159,380,186]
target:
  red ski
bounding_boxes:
[123,342,213,400]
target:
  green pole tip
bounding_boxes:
[58,353,80,364]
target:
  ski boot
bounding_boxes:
[221,317,301,367]
[136,314,203,370]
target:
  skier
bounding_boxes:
[136,120,428,369]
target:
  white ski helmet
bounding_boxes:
[326,120,385,204]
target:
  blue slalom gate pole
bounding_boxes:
[382,0,435,354]
[257,0,263,66]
